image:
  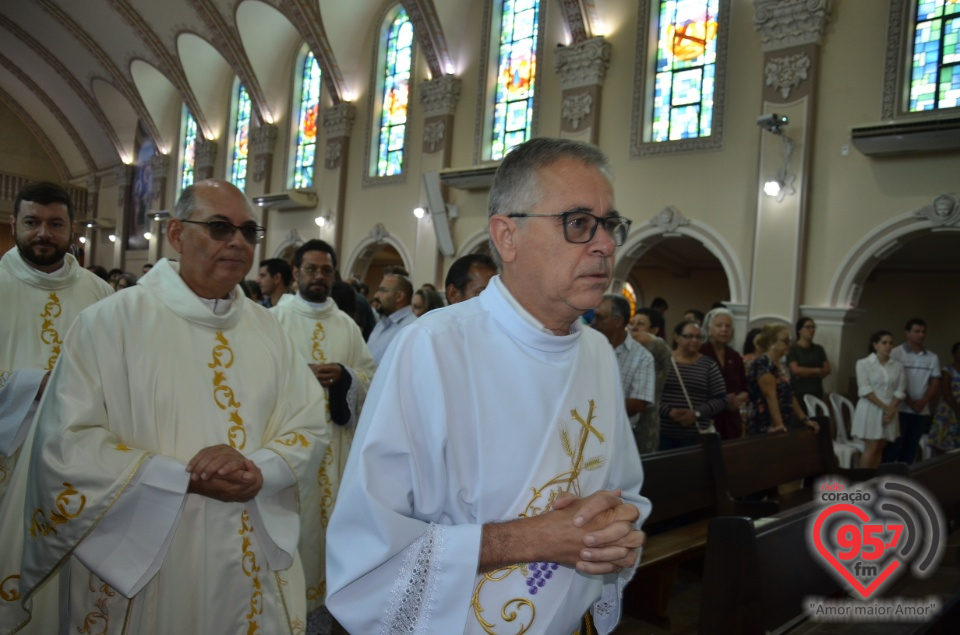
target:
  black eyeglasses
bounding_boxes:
[506,211,632,246]
[181,219,266,245]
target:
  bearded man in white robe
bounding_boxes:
[272,238,376,629]
[326,138,650,634]
[0,181,113,508]
[0,179,329,635]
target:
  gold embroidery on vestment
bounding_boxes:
[39,293,63,370]
[311,322,328,363]
[29,482,86,538]
[209,331,247,450]
[0,574,19,601]
[240,510,263,634]
[472,400,605,634]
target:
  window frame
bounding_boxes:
[177,105,198,198]
[226,80,252,191]
[288,46,323,190]
[474,0,546,165]
[363,2,414,187]
[630,0,731,157]
[883,0,960,119]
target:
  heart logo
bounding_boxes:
[812,503,903,599]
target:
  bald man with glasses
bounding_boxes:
[327,138,649,634]
[0,179,328,634]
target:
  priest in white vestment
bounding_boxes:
[0,180,329,635]
[0,181,113,509]
[273,239,376,624]
[326,138,650,634]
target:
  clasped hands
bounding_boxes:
[309,363,342,388]
[542,489,645,575]
[185,444,263,503]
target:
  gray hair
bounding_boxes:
[487,137,612,265]
[603,293,631,324]
[173,180,255,221]
[702,307,735,338]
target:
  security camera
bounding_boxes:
[757,113,788,131]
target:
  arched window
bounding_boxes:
[631,0,730,156]
[179,106,197,194]
[293,51,322,188]
[909,1,960,112]
[375,8,413,177]
[230,83,251,191]
[491,0,540,161]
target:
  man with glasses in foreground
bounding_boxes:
[327,138,649,634]
[272,238,376,632]
[0,179,328,634]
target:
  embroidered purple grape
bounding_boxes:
[525,562,557,595]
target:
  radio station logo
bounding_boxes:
[806,476,945,622]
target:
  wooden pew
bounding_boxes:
[880,449,960,525]
[717,422,879,510]
[626,434,772,625]
[699,501,839,634]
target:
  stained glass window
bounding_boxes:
[491,0,539,161]
[651,0,719,142]
[294,52,322,188]
[377,9,412,177]
[180,107,197,193]
[910,0,960,112]
[231,83,251,190]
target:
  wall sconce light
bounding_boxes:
[108,234,117,243]
[413,207,426,219]
[143,231,153,241]
[314,211,331,227]
[78,236,87,244]
[757,113,795,202]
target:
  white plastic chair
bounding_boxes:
[806,394,859,468]
[829,393,867,455]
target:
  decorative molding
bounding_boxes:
[0,87,70,181]
[324,140,343,170]
[194,139,218,170]
[402,0,453,78]
[753,0,831,52]
[278,0,347,103]
[0,14,124,160]
[631,0,731,157]
[250,124,279,182]
[150,154,171,202]
[915,193,960,227]
[419,75,461,118]
[0,51,98,175]
[424,120,446,153]
[562,92,593,130]
[36,0,164,147]
[881,0,907,119]
[555,0,590,43]
[764,52,810,99]
[554,36,610,89]
[85,176,100,212]
[369,222,390,244]
[273,229,304,258]
[650,206,691,234]
[115,165,133,206]
[322,103,356,139]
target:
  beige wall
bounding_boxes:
[0,101,61,183]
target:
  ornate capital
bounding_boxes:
[194,139,218,170]
[368,222,389,244]
[325,139,344,170]
[418,76,461,118]
[915,193,960,227]
[562,92,593,130]
[765,52,811,98]
[554,36,611,89]
[754,0,831,52]
[650,206,690,234]
[424,120,446,153]
[322,103,356,139]
[250,124,279,182]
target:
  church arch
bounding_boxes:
[827,193,960,308]
[343,223,413,284]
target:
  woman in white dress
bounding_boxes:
[851,331,907,467]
